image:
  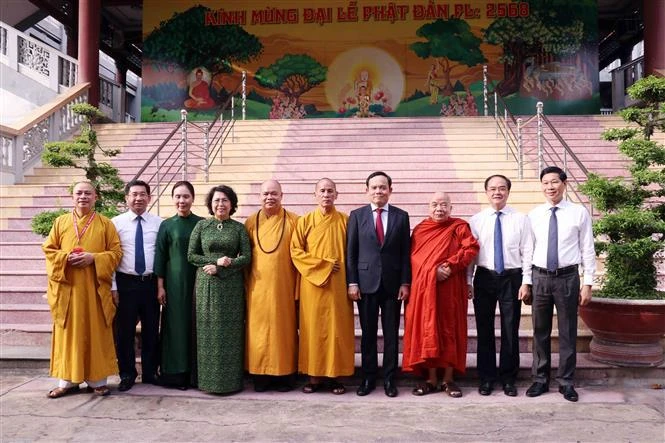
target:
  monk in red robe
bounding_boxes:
[403,191,479,398]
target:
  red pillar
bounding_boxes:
[78,0,101,106]
[643,0,665,76]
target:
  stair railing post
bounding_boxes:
[482,65,488,117]
[181,109,188,180]
[242,70,246,121]
[494,91,498,138]
[504,108,509,160]
[156,148,161,214]
[537,101,543,174]
[231,96,235,143]
[203,121,210,183]
[517,117,523,179]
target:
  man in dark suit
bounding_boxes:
[347,171,411,397]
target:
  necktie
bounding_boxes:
[375,207,385,246]
[547,207,558,272]
[494,211,504,274]
[135,215,146,275]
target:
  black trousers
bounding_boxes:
[115,272,160,381]
[473,267,522,384]
[531,266,580,386]
[357,283,401,383]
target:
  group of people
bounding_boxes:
[43,165,595,403]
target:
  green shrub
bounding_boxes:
[579,76,665,299]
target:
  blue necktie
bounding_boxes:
[547,207,558,272]
[135,215,146,275]
[494,211,504,274]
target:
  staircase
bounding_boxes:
[1,116,657,379]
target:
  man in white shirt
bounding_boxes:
[112,179,163,392]
[469,174,533,397]
[526,166,595,402]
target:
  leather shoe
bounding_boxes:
[478,381,493,396]
[356,379,375,396]
[526,382,549,397]
[118,378,135,392]
[559,385,579,402]
[503,383,518,397]
[384,380,398,398]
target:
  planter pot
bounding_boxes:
[579,298,665,367]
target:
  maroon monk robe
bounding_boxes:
[403,217,479,376]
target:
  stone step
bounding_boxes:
[0,316,591,354]
[0,230,43,242]
[0,304,51,324]
[5,344,659,386]
[0,202,488,219]
[0,242,44,255]
[350,328,591,354]
[0,188,551,208]
[0,256,48,271]
[0,289,46,304]
[0,270,46,287]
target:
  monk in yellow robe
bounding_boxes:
[245,180,299,392]
[290,178,354,394]
[42,181,122,398]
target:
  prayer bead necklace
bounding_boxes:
[256,208,286,254]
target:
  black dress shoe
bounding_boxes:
[356,379,375,396]
[559,385,579,402]
[478,381,493,396]
[384,380,398,398]
[525,382,549,397]
[503,383,518,397]
[118,378,135,392]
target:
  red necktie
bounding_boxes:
[375,208,385,245]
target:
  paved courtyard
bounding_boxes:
[1,369,663,442]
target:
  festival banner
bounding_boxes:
[142,0,599,121]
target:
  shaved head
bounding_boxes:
[430,191,450,204]
[261,179,283,194]
[428,191,452,223]
[315,177,336,191]
[260,179,283,214]
[314,178,338,212]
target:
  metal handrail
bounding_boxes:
[482,65,593,210]
[131,75,245,213]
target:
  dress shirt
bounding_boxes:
[111,210,163,290]
[468,205,533,285]
[371,202,389,236]
[529,200,596,286]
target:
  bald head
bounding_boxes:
[314,178,338,212]
[315,177,336,191]
[72,181,97,215]
[260,179,283,215]
[428,191,452,223]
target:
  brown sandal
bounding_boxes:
[302,383,321,394]
[412,382,437,396]
[47,386,80,399]
[330,381,346,395]
[92,385,110,396]
[441,381,462,398]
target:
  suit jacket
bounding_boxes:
[346,204,411,295]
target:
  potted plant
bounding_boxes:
[31,104,125,236]
[578,75,665,367]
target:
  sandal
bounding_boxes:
[441,381,463,398]
[412,382,437,396]
[92,385,111,396]
[47,385,80,399]
[302,383,321,394]
[330,381,346,395]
